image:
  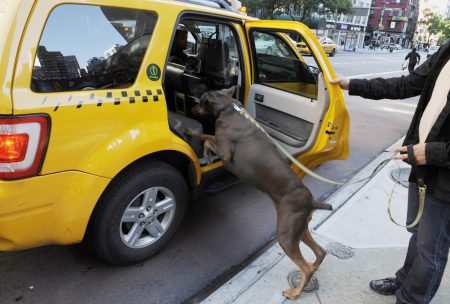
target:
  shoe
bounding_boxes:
[369,277,400,295]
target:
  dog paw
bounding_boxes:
[282,288,300,300]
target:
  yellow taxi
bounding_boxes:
[297,37,337,57]
[318,37,338,56]
[0,0,349,265]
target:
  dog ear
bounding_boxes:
[220,86,236,97]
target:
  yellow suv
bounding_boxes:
[0,0,349,265]
[297,37,337,57]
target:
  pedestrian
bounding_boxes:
[405,47,421,72]
[330,41,450,304]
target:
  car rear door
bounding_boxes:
[244,20,349,172]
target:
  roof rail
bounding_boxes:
[176,0,235,12]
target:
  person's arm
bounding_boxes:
[417,53,421,65]
[405,52,410,60]
[330,45,444,99]
[426,142,450,168]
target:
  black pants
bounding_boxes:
[408,64,416,73]
[395,183,450,304]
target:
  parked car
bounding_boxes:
[0,0,350,265]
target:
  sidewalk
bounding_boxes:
[201,138,450,304]
[341,47,408,54]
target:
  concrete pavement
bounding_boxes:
[201,137,450,304]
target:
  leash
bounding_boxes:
[387,145,426,228]
[232,103,425,227]
[232,103,390,185]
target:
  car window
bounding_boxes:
[170,20,240,81]
[31,4,157,93]
[252,31,318,99]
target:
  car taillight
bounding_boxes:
[0,134,30,162]
[0,115,50,179]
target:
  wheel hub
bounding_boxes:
[119,186,176,249]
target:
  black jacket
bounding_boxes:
[405,51,420,66]
[349,42,450,202]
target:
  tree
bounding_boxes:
[243,0,353,21]
[419,10,450,45]
[278,0,320,21]
[320,0,353,29]
[242,0,283,19]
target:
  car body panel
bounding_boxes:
[0,171,110,250]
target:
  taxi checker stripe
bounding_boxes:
[51,88,162,111]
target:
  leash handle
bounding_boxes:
[387,144,426,228]
[407,144,425,187]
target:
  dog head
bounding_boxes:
[191,86,236,117]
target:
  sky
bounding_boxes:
[39,5,127,68]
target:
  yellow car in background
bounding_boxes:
[297,37,337,57]
[297,41,311,55]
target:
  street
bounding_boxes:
[0,49,421,304]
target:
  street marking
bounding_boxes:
[348,70,407,79]
[382,107,415,115]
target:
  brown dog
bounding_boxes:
[186,86,332,299]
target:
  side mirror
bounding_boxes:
[308,65,320,82]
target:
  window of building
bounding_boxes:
[398,9,402,17]
[390,21,396,29]
[32,4,157,93]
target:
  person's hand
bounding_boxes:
[330,75,350,90]
[393,144,427,165]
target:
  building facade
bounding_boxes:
[367,0,420,48]
[310,0,371,49]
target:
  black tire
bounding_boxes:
[330,49,336,57]
[87,160,188,265]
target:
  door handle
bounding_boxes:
[255,93,264,103]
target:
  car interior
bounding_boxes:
[163,19,242,162]
[163,21,327,163]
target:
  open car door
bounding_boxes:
[244,20,350,174]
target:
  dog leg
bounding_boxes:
[276,202,314,299]
[203,140,218,165]
[186,129,232,163]
[185,129,215,141]
[301,228,326,271]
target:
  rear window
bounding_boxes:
[31,4,157,93]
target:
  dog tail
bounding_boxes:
[312,201,332,210]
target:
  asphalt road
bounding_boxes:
[0,49,422,304]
